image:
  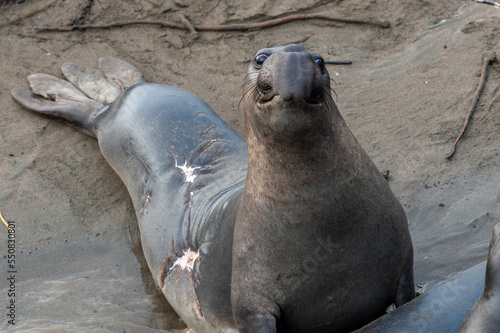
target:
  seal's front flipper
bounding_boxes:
[98,57,144,92]
[394,252,415,307]
[235,314,277,333]
[11,88,102,138]
[62,63,121,105]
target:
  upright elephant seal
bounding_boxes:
[12,44,415,332]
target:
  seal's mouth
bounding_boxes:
[256,88,325,106]
[252,79,332,115]
[248,91,334,137]
[256,94,324,111]
[250,70,332,109]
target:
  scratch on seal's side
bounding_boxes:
[175,159,201,183]
[171,248,200,271]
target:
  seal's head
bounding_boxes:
[243,44,335,146]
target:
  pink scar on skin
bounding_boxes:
[171,248,200,271]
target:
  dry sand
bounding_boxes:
[0,0,499,331]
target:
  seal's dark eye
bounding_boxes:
[314,57,325,66]
[254,53,269,68]
[314,57,326,73]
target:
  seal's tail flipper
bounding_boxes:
[61,63,121,105]
[60,57,144,105]
[12,73,105,137]
[98,57,144,91]
[11,86,103,138]
[11,57,144,138]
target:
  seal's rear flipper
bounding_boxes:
[61,63,121,105]
[12,57,144,137]
[11,88,102,138]
[99,57,144,91]
[59,57,144,105]
[27,73,100,104]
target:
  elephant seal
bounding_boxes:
[232,44,415,332]
[459,221,500,333]
[12,44,414,332]
[355,221,500,333]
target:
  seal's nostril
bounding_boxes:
[257,80,272,94]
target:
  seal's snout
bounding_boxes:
[271,51,316,102]
[253,44,327,105]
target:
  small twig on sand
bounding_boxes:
[473,0,500,8]
[326,60,352,65]
[0,0,59,27]
[173,0,189,7]
[446,51,497,160]
[288,35,312,45]
[0,209,12,231]
[177,13,199,39]
[35,20,186,32]
[35,13,390,33]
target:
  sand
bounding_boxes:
[0,0,499,331]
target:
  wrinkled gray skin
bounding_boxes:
[12,45,416,332]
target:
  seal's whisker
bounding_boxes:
[239,76,260,112]
[240,77,257,95]
[318,80,336,118]
[246,85,261,111]
[242,78,258,96]
[239,73,257,92]
[321,79,337,100]
[328,77,337,86]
